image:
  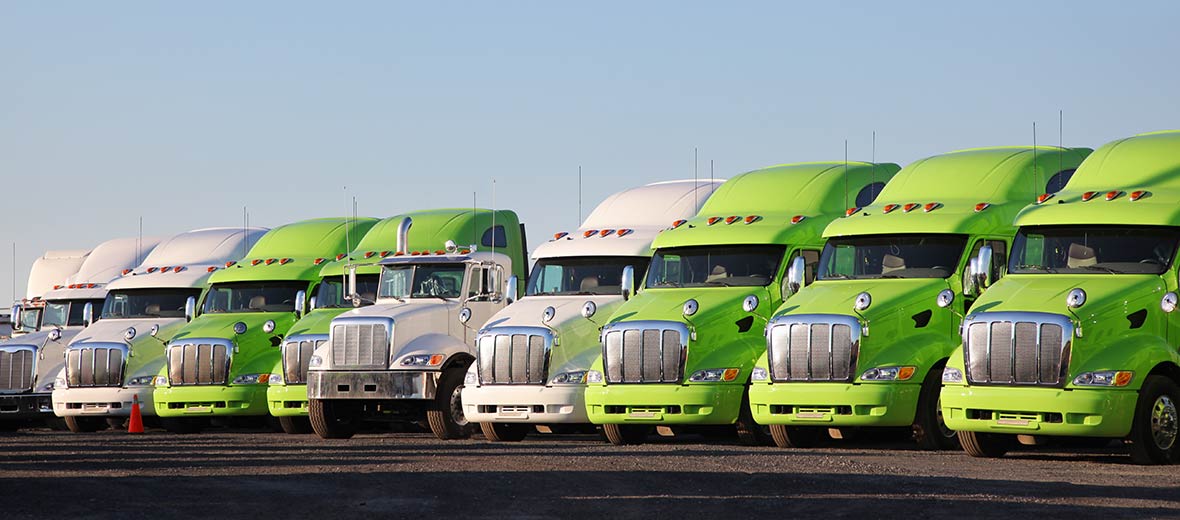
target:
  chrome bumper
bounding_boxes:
[306,370,439,400]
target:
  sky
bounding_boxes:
[3,1,1179,304]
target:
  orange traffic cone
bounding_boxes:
[128,394,144,434]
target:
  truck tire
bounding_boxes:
[427,366,474,440]
[279,416,313,434]
[913,364,960,450]
[1127,375,1180,465]
[602,424,649,445]
[769,424,824,448]
[309,399,357,439]
[64,416,107,433]
[106,417,127,430]
[735,392,771,446]
[160,417,204,434]
[957,430,1012,458]
[480,422,530,442]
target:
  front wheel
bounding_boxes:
[957,430,1012,458]
[769,424,824,448]
[309,399,358,439]
[279,415,313,434]
[64,416,107,433]
[1128,375,1180,465]
[735,393,771,446]
[427,366,474,440]
[480,422,530,442]
[602,424,649,445]
[913,364,960,450]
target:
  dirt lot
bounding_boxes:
[1,427,1178,519]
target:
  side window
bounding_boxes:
[466,265,496,301]
[854,182,887,208]
[796,249,821,284]
[481,226,507,248]
[968,239,1007,282]
[1044,169,1075,194]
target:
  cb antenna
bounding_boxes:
[492,179,497,252]
[1032,122,1039,199]
[694,147,699,209]
[843,139,849,210]
[871,131,877,200]
[578,166,582,225]
[1059,109,1064,177]
[343,186,351,260]
[710,159,714,186]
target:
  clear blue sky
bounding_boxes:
[3,1,1178,302]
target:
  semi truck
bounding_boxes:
[306,209,528,440]
[584,161,900,445]
[152,217,378,433]
[941,130,1180,464]
[266,211,469,434]
[462,180,722,441]
[748,146,1091,449]
[0,237,161,429]
[51,227,267,432]
[11,249,91,335]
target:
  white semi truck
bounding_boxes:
[0,236,160,429]
[462,180,722,440]
[11,249,91,335]
[51,227,267,432]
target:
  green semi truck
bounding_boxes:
[152,217,378,432]
[584,161,900,445]
[748,146,1090,449]
[266,210,500,434]
[942,130,1180,464]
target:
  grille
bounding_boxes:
[476,327,552,384]
[767,315,859,382]
[66,343,128,387]
[168,340,231,385]
[602,321,687,383]
[329,319,392,368]
[0,347,36,392]
[963,312,1072,386]
[282,337,326,384]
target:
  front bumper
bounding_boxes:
[0,392,53,419]
[153,384,268,417]
[941,384,1138,438]
[52,387,155,417]
[306,370,438,400]
[584,383,745,425]
[463,384,588,424]
[748,381,920,427]
[266,384,309,417]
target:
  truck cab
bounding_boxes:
[0,237,161,430]
[941,130,1180,465]
[151,217,377,433]
[748,146,1090,449]
[584,161,900,445]
[462,180,722,441]
[306,209,527,440]
[51,227,267,432]
[266,210,495,434]
[10,249,90,336]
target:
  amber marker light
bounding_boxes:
[924,202,941,212]
[1081,191,1098,202]
[744,215,761,224]
[1035,193,1053,204]
[903,203,920,212]
[672,219,688,229]
[1130,190,1148,201]
[974,203,990,212]
[707,217,722,225]
[845,207,860,216]
[790,215,806,224]
[1105,190,1121,201]
[883,204,899,214]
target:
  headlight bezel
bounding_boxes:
[549,370,589,385]
[860,365,916,382]
[941,366,963,383]
[687,368,740,383]
[399,354,445,367]
[231,373,275,385]
[1072,370,1133,387]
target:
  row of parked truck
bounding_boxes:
[3,129,1178,464]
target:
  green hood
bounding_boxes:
[170,311,300,376]
[286,307,349,338]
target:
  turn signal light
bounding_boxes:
[1130,190,1148,201]
[1081,191,1098,202]
[1036,193,1053,204]
[1105,190,1121,201]
[903,203,919,212]
[924,202,940,212]
[672,219,688,229]
[883,204,899,214]
[721,368,740,382]
[974,203,990,212]
[898,367,916,380]
[790,215,806,224]
[845,207,859,217]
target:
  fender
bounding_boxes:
[1069,332,1180,391]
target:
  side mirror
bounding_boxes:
[348,265,360,307]
[458,307,472,326]
[82,302,94,328]
[785,256,806,298]
[308,296,318,312]
[10,303,22,332]
[505,275,518,305]
[184,296,197,322]
[977,245,995,288]
[294,290,307,318]
[621,265,635,301]
[963,257,980,297]
[491,265,505,302]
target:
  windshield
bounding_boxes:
[379,263,466,299]
[43,299,104,327]
[201,281,307,313]
[316,274,379,308]
[102,288,201,319]
[527,256,651,296]
[646,245,785,288]
[818,234,967,280]
[1009,226,1180,275]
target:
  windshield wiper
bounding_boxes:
[651,281,681,288]
[1077,264,1121,275]
[703,280,734,287]
[879,274,906,279]
[1014,264,1056,273]
[821,273,853,280]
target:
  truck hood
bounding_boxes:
[0,326,82,389]
[480,295,622,374]
[610,286,776,344]
[287,308,349,338]
[970,274,1163,322]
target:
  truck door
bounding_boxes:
[964,238,1006,311]
[461,263,500,344]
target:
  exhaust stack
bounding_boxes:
[396,217,413,255]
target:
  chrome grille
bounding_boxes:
[66,342,128,387]
[329,318,392,368]
[602,321,688,384]
[476,327,553,384]
[167,339,231,385]
[963,311,1071,386]
[282,336,326,385]
[767,314,859,382]
[0,346,36,392]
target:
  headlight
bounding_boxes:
[550,370,588,385]
[231,373,274,385]
[464,370,478,385]
[54,376,67,389]
[308,355,323,368]
[269,374,284,385]
[688,368,740,383]
[860,366,916,381]
[941,367,963,383]
[585,370,603,383]
[1073,370,1133,387]
[153,376,169,387]
[751,367,768,381]
[400,354,445,367]
[126,376,156,387]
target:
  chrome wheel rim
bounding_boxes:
[1150,395,1177,451]
[451,385,468,427]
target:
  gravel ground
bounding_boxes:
[1,426,1178,519]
